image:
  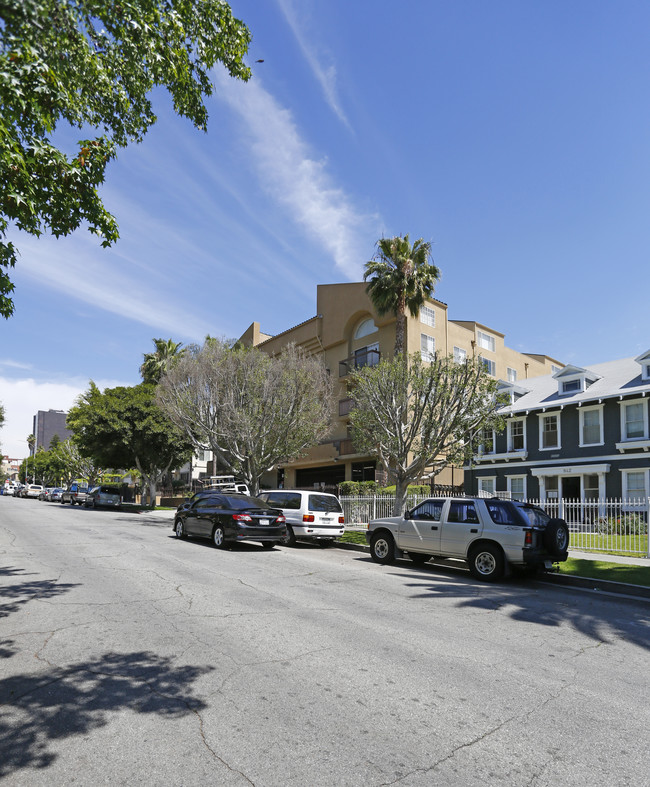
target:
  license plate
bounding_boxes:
[321,517,331,523]
[259,519,269,526]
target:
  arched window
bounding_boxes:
[354,318,378,339]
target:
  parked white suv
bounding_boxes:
[366,497,569,581]
[257,490,345,546]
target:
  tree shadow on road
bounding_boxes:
[0,566,81,620]
[357,556,650,651]
[0,651,215,779]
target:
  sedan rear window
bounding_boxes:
[225,495,271,510]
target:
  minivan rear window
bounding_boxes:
[308,494,342,513]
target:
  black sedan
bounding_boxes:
[172,493,286,549]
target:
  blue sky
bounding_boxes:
[1,0,649,459]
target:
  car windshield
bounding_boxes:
[308,494,342,513]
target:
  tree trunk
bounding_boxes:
[393,477,410,516]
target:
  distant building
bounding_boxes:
[32,409,72,452]
[2,456,22,481]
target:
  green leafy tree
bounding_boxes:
[54,437,104,486]
[19,445,67,485]
[0,0,251,318]
[157,340,333,495]
[67,382,193,505]
[140,338,185,384]
[364,235,441,356]
[349,353,505,516]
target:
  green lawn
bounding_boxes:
[570,532,648,558]
[560,558,650,588]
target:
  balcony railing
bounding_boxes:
[339,348,381,377]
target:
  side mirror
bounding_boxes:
[404,509,412,520]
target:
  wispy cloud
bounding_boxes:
[275,0,350,128]
[13,232,214,341]
[0,359,33,370]
[213,70,380,278]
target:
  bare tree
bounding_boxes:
[157,340,333,495]
[349,353,506,516]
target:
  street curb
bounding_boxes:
[334,541,650,601]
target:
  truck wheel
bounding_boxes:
[370,532,396,565]
[469,545,504,582]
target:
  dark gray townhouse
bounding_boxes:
[466,351,650,503]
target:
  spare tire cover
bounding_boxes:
[543,518,569,557]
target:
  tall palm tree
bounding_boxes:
[140,338,185,384]
[364,234,440,356]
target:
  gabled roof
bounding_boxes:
[500,355,650,414]
[552,364,601,384]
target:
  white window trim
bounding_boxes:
[579,404,604,447]
[420,333,435,362]
[506,475,527,501]
[537,411,561,451]
[354,318,378,339]
[507,367,517,383]
[479,355,496,376]
[477,330,496,353]
[507,417,527,452]
[420,306,435,327]
[618,398,649,442]
[477,429,496,456]
[453,346,467,364]
[477,476,496,497]
[621,468,649,501]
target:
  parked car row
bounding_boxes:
[6,482,122,509]
[172,489,570,583]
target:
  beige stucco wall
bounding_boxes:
[238,283,564,490]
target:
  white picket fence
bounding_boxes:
[340,495,650,557]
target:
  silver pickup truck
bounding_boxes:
[366,496,569,581]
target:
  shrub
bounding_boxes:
[380,484,430,496]
[596,514,647,535]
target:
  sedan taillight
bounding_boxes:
[233,514,252,522]
[276,515,286,523]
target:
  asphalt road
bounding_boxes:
[1,497,649,786]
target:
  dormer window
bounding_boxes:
[634,350,650,381]
[562,379,582,394]
[496,380,530,406]
[553,364,601,397]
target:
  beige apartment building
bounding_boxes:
[239,282,563,491]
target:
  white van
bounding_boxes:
[257,490,345,546]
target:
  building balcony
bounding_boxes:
[339,348,381,377]
[338,438,361,456]
[338,398,355,417]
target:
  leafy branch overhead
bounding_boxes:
[0,0,252,317]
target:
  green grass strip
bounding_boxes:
[559,558,650,588]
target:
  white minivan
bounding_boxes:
[257,490,345,546]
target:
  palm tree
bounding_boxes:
[364,235,440,356]
[140,338,185,384]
